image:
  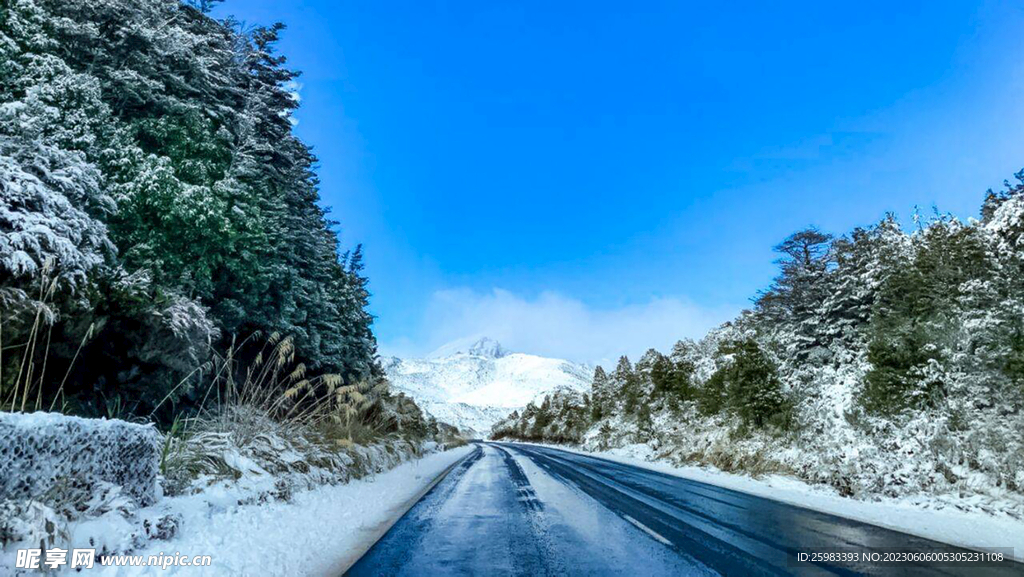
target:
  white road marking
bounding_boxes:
[622,514,673,546]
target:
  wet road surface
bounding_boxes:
[345,443,1021,576]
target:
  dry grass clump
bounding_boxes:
[1,260,92,415]
[156,333,441,497]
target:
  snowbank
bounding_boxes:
[513,441,1024,562]
[0,411,160,505]
[0,409,472,575]
[94,444,474,576]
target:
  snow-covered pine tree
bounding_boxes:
[0,0,380,419]
[590,365,611,420]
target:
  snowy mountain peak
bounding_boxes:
[428,336,509,359]
[385,341,592,435]
[466,337,507,359]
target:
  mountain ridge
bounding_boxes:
[383,338,592,435]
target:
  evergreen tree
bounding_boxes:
[0,0,115,314]
[861,218,991,415]
[613,356,641,414]
[756,228,833,361]
[820,216,908,353]
[0,0,380,419]
[650,344,696,403]
[709,338,788,428]
[590,365,610,421]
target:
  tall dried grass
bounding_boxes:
[0,259,94,414]
[2,266,440,497]
[153,332,421,492]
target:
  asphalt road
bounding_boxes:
[345,443,1021,576]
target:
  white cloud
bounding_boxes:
[384,288,740,366]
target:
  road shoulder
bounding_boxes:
[323,445,477,576]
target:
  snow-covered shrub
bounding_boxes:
[161,406,432,501]
[0,498,65,549]
[69,269,221,417]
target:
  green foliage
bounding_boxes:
[532,398,553,432]
[1004,329,1024,387]
[598,422,613,451]
[492,390,591,444]
[861,322,942,415]
[649,350,695,402]
[615,356,642,415]
[697,370,729,416]
[707,339,788,429]
[589,366,610,420]
[0,0,380,422]
[860,220,989,415]
[635,401,654,441]
[159,414,185,476]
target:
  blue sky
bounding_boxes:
[214,0,1024,363]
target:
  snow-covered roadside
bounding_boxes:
[93,445,474,576]
[508,441,1024,562]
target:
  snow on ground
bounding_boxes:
[93,445,474,576]
[512,441,1024,562]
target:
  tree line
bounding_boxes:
[1,0,378,423]
[494,173,1024,497]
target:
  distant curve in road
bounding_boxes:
[345,443,1021,576]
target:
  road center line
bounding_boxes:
[621,514,673,547]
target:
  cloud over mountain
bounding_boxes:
[383,288,738,366]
